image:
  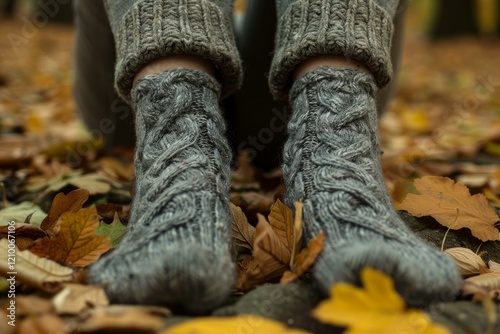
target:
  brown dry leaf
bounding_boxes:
[268,199,294,251]
[0,239,75,293]
[96,203,130,223]
[231,151,257,185]
[41,189,89,237]
[75,305,171,333]
[231,203,255,250]
[52,284,109,315]
[230,192,274,216]
[98,156,134,182]
[281,232,324,284]
[19,314,66,334]
[236,213,291,291]
[489,260,500,272]
[16,296,54,317]
[0,222,47,250]
[0,308,15,334]
[401,176,500,241]
[444,247,488,277]
[29,206,111,267]
[466,272,500,290]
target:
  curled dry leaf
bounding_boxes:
[41,188,89,237]
[489,260,500,272]
[281,232,324,285]
[29,206,111,267]
[444,247,487,277]
[52,284,109,315]
[0,222,47,250]
[401,176,500,242]
[0,239,75,293]
[466,272,500,290]
[230,203,255,250]
[76,305,171,333]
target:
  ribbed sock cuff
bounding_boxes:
[112,0,242,102]
[269,0,394,100]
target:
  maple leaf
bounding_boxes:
[163,315,312,334]
[41,189,89,236]
[96,212,128,249]
[312,268,451,334]
[0,239,75,293]
[401,176,500,242]
[281,232,324,284]
[29,206,111,267]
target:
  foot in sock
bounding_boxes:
[87,69,234,313]
[283,67,462,306]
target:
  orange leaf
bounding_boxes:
[280,232,324,284]
[401,176,500,242]
[41,189,89,237]
[29,206,110,267]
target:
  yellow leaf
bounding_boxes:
[313,268,450,334]
[0,239,75,293]
[401,176,500,242]
[29,206,111,267]
[281,232,324,285]
[163,315,312,334]
[231,203,255,250]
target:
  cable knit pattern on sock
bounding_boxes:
[283,67,462,306]
[270,0,394,100]
[88,69,234,313]
[109,0,242,102]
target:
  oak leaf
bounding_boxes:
[313,268,450,334]
[444,247,487,277]
[0,239,75,293]
[401,176,500,241]
[163,315,312,334]
[96,212,127,248]
[0,222,47,250]
[281,232,324,284]
[29,206,111,267]
[41,189,89,236]
[231,203,255,250]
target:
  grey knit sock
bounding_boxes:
[283,67,462,306]
[88,69,234,313]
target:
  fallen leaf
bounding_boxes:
[0,202,47,227]
[41,188,89,236]
[290,202,304,266]
[76,305,171,333]
[231,203,255,250]
[231,151,257,185]
[0,222,47,250]
[52,284,109,315]
[236,213,291,291]
[230,192,274,217]
[401,176,500,241]
[281,232,324,284]
[268,199,294,252]
[17,295,54,316]
[466,272,500,290]
[0,239,75,293]
[96,212,127,248]
[29,206,111,267]
[96,203,130,223]
[0,308,15,334]
[444,247,488,277]
[163,315,312,334]
[19,314,66,334]
[489,260,500,272]
[98,157,134,182]
[312,267,450,334]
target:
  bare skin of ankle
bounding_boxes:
[133,55,216,85]
[294,55,373,81]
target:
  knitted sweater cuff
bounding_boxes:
[113,0,242,102]
[269,0,394,101]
